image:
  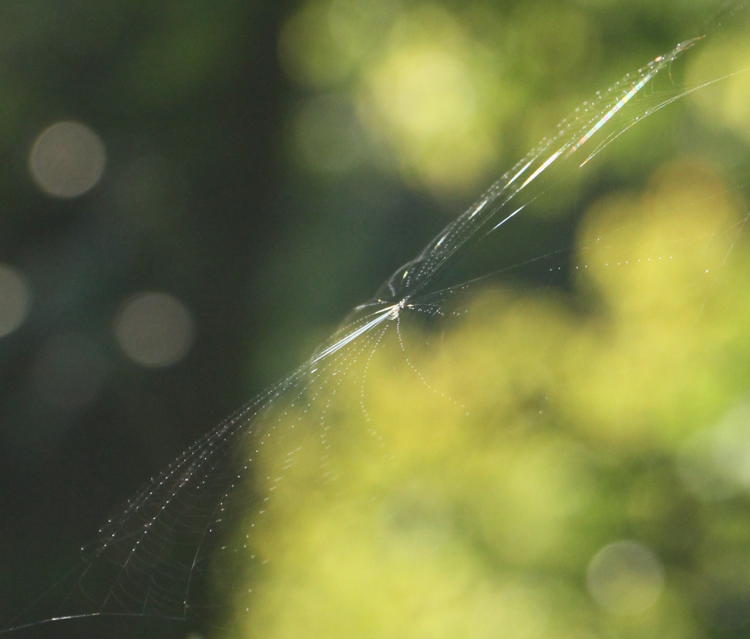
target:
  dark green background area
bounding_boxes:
[0,2,742,638]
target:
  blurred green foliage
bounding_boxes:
[204,2,750,637]
[3,1,750,638]
[278,0,734,194]
[220,161,750,638]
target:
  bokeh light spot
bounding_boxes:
[0,264,31,337]
[279,0,397,89]
[677,402,750,501]
[586,540,664,615]
[29,121,106,198]
[278,0,355,88]
[359,6,497,194]
[289,94,366,174]
[114,292,194,368]
[687,35,750,143]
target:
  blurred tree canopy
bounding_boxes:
[1,1,749,638]
[217,162,750,638]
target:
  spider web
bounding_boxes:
[3,7,750,638]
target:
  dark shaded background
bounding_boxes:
[0,1,741,638]
[0,4,438,637]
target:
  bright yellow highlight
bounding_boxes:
[359,6,498,194]
[278,0,398,88]
[688,34,750,143]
